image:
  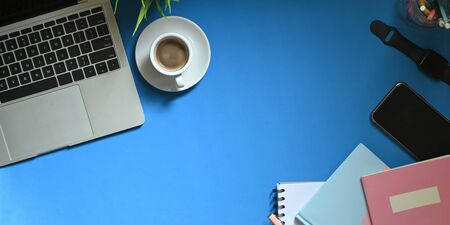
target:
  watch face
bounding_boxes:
[420,51,448,77]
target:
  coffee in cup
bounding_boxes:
[150,33,192,88]
[156,37,189,71]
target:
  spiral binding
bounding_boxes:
[271,187,287,225]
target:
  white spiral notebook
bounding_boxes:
[275,182,323,225]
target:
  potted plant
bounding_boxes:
[113,0,178,35]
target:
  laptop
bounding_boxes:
[0,0,145,167]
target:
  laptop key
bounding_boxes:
[68,45,81,58]
[32,24,44,31]
[32,56,45,68]
[7,76,19,88]
[73,31,86,43]
[72,69,84,81]
[5,39,18,51]
[76,18,88,30]
[0,35,8,41]
[96,24,109,36]
[38,41,51,54]
[21,59,33,72]
[18,72,31,85]
[42,66,55,77]
[0,42,5,54]
[26,45,39,57]
[95,62,108,74]
[30,69,43,81]
[77,55,89,67]
[68,14,79,21]
[29,32,41,44]
[66,59,78,71]
[17,35,30,47]
[107,58,120,71]
[44,52,57,64]
[0,79,7,92]
[54,62,66,74]
[44,21,56,27]
[64,21,77,33]
[80,10,91,17]
[61,34,74,47]
[92,7,102,13]
[3,52,15,64]
[9,63,22,75]
[0,77,58,103]
[56,17,68,24]
[87,13,106,27]
[40,28,53,40]
[57,72,73,85]
[85,27,98,40]
[52,25,65,37]
[80,42,92,54]
[21,28,32,35]
[84,65,96,78]
[0,66,9,78]
[14,49,27,61]
[89,47,116,64]
[56,48,69,61]
[9,31,20,38]
[0,55,3,66]
[50,38,62,50]
[91,35,113,50]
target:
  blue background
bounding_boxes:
[1,0,450,224]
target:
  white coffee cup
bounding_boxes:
[150,33,193,88]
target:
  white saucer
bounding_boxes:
[135,16,211,92]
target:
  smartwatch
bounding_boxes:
[370,20,450,85]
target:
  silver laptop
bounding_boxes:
[0,0,145,167]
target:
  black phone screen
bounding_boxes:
[372,83,450,160]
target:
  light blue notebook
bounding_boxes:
[296,144,387,225]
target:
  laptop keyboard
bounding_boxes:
[0,6,120,104]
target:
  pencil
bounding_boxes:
[428,9,436,20]
[437,0,449,22]
[434,0,442,18]
[268,214,283,225]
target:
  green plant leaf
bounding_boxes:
[166,0,172,14]
[144,0,153,19]
[129,0,179,36]
[155,0,165,17]
[114,0,119,15]
[133,0,153,36]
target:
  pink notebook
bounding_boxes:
[362,156,450,225]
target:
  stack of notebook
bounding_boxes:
[271,144,450,225]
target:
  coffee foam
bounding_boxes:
[156,38,189,71]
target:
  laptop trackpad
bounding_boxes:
[0,85,93,160]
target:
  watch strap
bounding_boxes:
[370,20,450,85]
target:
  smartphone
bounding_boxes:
[372,83,450,160]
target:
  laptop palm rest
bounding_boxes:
[0,85,93,163]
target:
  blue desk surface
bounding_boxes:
[1,0,450,224]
